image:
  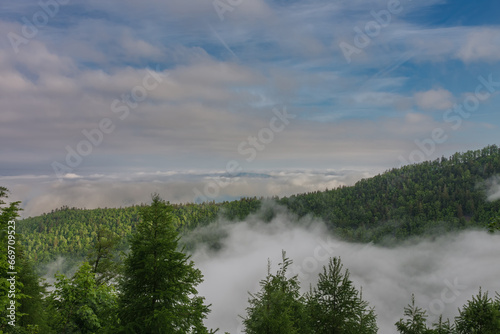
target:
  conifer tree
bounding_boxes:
[431,315,455,334]
[118,194,214,333]
[307,257,377,334]
[86,227,121,285]
[1,187,49,333]
[455,289,500,334]
[395,294,432,334]
[243,252,311,334]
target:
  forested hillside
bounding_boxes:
[18,199,262,263]
[279,144,500,242]
[18,144,500,264]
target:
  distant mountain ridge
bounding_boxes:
[18,145,500,264]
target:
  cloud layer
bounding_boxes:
[1,0,499,180]
[190,212,500,333]
[2,170,373,218]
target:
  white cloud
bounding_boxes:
[1,0,498,186]
[119,32,164,60]
[485,176,500,202]
[191,213,500,333]
[2,170,372,218]
[414,88,454,111]
[457,28,500,63]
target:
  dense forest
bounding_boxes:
[2,145,500,333]
[1,187,500,333]
[17,144,500,264]
[279,144,500,242]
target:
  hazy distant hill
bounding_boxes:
[18,145,500,264]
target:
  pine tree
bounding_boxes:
[118,194,214,333]
[243,251,311,334]
[395,294,432,334]
[86,227,121,285]
[306,257,377,334]
[431,315,455,334]
[1,187,49,333]
[455,288,500,334]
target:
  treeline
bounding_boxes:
[17,144,500,264]
[244,253,500,334]
[1,187,49,333]
[2,193,500,333]
[18,199,261,264]
[278,144,500,242]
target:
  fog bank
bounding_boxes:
[191,213,500,333]
[2,170,371,218]
[486,175,500,202]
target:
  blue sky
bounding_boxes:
[0,0,499,215]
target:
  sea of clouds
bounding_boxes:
[190,209,500,333]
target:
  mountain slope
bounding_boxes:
[17,144,500,263]
[279,145,500,242]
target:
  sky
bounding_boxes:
[1,0,500,216]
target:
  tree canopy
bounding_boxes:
[17,145,500,265]
[118,194,214,334]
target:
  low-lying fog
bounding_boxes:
[190,209,500,333]
[2,170,372,218]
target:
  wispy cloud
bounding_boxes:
[414,88,454,111]
[0,0,499,199]
[485,176,500,202]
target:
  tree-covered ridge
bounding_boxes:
[18,144,500,264]
[4,192,500,333]
[18,199,262,263]
[279,144,500,242]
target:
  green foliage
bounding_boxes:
[86,228,121,285]
[431,315,455,334]
[244,254,377,334]
[4,145,500,332]
[46,262,118,333]
[243,252,311,334]
[17,145,500,265]
[279,145,500,243]
[17,205,144,264]
[1,188,49,333]
[17,198,262,265]
[455,289,500,334]
[118,194,214,334]
[395,290,500,334]
[488,214,500,233]
[14,251,49,333]
[306,257,377,334]
[395,295,432,334]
